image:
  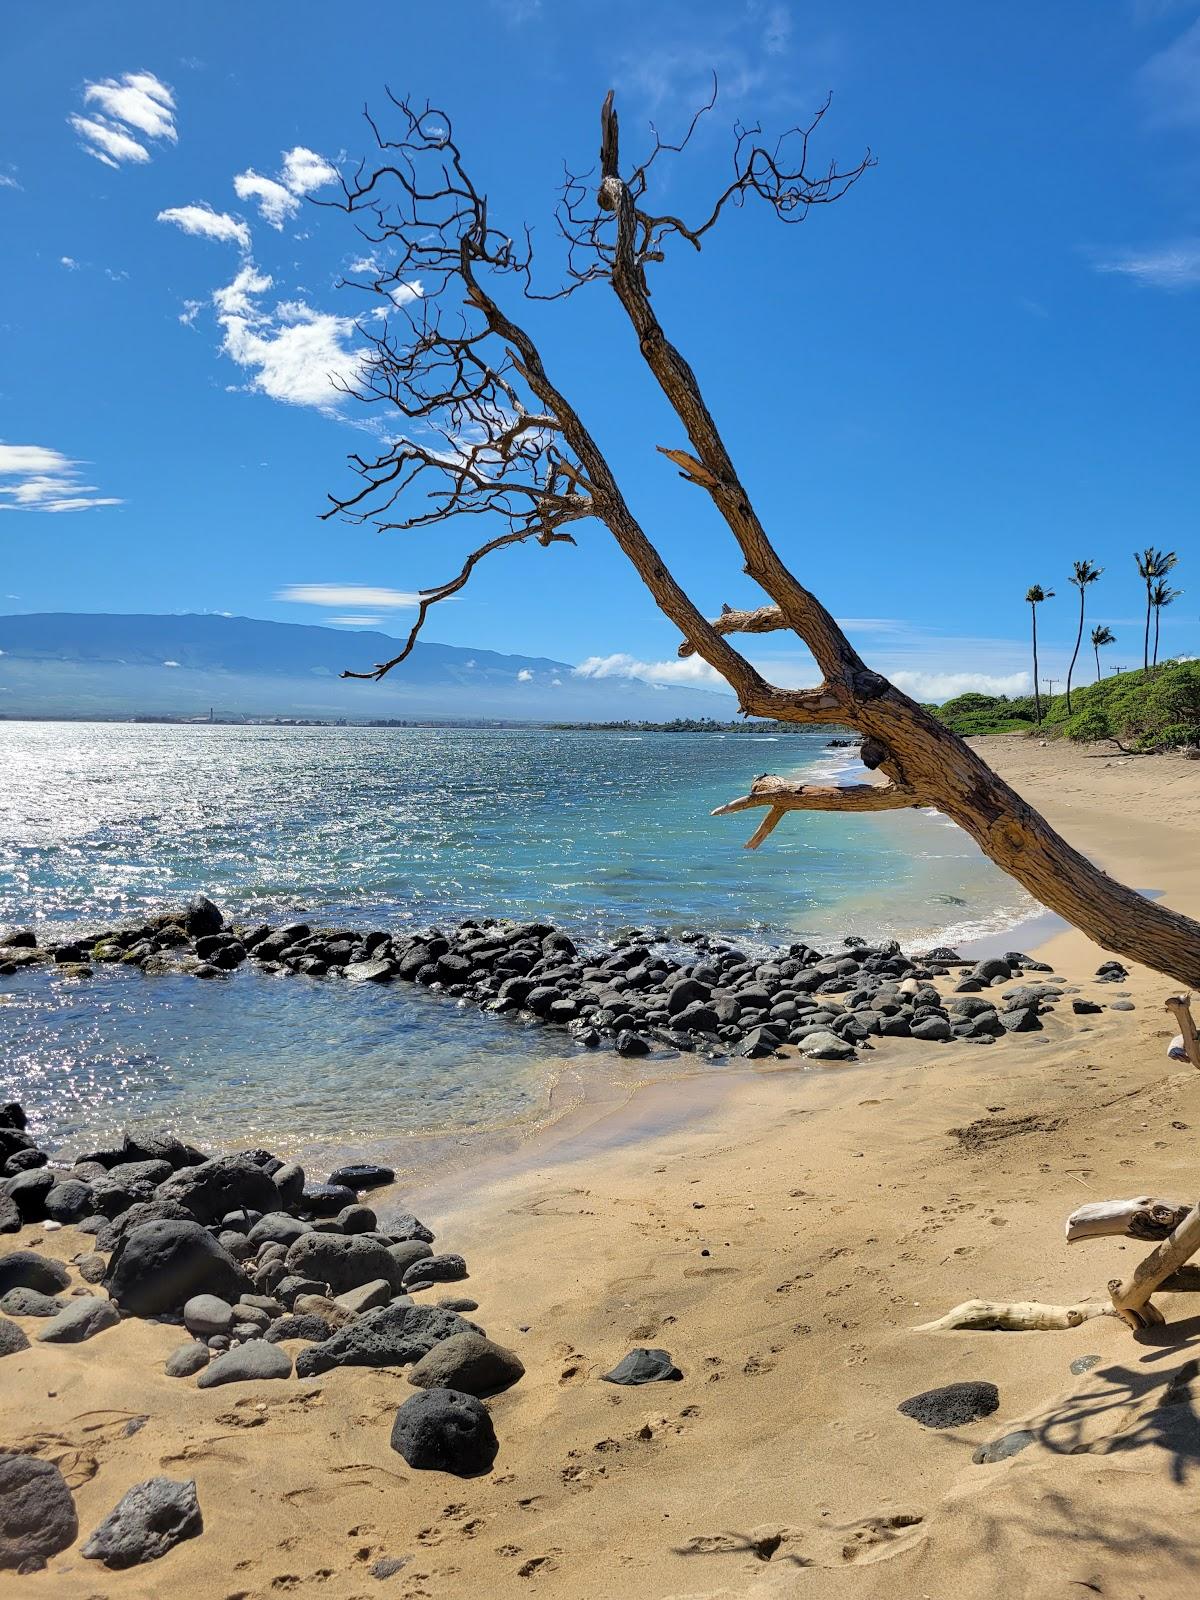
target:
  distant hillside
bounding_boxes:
[933,660,1200,750]
[0,612,736,722]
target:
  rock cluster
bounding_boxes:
[0,898,1095,1065]
[0,1100,528,1536]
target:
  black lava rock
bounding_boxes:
[285,1232,406,1295]
[0,1453,78,1571]
[38,1296,121,1344]
[300,1181,358,1216]
[104,1219,251,1315]
[184,894,223,937]
[401,1252,467,1287]
[898,1381,1000,1429]
[328,1162,395,1192]
[82,1476,202,1568]
[0,1251,70,1296]
[196,1339,292,1388]
[264,1313,333,1343]
[0,1318,30,1358]
[389,1389,499,1476]
[295,1302,480,1377]
[155,1155,281,1225]
[602,1347,682,1385]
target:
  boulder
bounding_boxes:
[184,895,223,937]
[389,1389,499,1476]
[0,1454,78,1571]
[43,1179,95,1223]
[81,1477,202,1568]
[247,1212,309,1249]
[801,1030,856,1061]
[104,1220,251,1316]
[407,1332,524,1397]
[387,1240,434,1279]
[183,1294,235,1339]
[264,1313,333,1344]
[329,1162,395,1192]
[196,1339,293,1388]
[4,1169,55,1220]
[121,1129,205,1169]
[0,1251,70,1296]
[377,1211,434,1243]
[165,1342,210,1378]
[336,1204,376,1235]
[601,1347,682,1385]
[96,1198,195,1252]
[0,1288,63,1317]
[898,1381,1000,1429]
[295,1302,480,1377]
[0,1318,30,1358]
[333,1279,392,1316]
[0,1195,21,1234]
[38,1297,120,1344]
[272,1163,305,1208]
[285,1233,406,1295]
[300,1182,357,1216]
[401,1252,467,1287]
[155,1156,281,1225]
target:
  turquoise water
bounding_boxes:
[0,723,1035,1164]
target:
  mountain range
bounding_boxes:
[0,613,735,722]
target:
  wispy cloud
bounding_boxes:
[1139,17,1200,126]
[0,170,20,191]
[157,202,251,249]
[71,70,176,168]
[1095,240,1200,288]
[0,442,121,513]
[234,146,338,230]
[276,584,420,608]
[325,614,384,626]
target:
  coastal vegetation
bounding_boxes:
[932,660,1200,750]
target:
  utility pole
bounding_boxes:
[1042,678,1058,701]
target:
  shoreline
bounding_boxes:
[4,736,1200,1597]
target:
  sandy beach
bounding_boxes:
[4,735,1200,1599]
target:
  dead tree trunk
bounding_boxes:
[323,88,1200,993]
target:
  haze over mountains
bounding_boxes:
[0,613,737,722]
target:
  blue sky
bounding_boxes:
[1,0,1197,702]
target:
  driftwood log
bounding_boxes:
[324,89,1200,992]
[1066,1197,1193,1244]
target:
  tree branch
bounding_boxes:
[713,775,918,848]
[678,603,787,656]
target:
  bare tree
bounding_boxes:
[321,89,1200,991]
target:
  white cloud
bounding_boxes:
[233,170,298,229]
[162,659,180,667]
[71,71,175,167]
[60,255,79,270]
[890,670,1032,702]
[158,203,251,249]
[0,442,121,513]
[276,584,420,607]
[516,668,534,682]
[0,171,19,190]
[84,71,176,140]
[179,298,203,325]
[215,269,365,409]
[573,651,728,687]
[1095,241,1200,289]
[325,614,383,626]
[70,114,151,168]
[280,146,338,195]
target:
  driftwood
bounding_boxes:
[1109,1201,1200,1330]
[1066,1198,1193,1244]
[1166,994,1200,1069]
[915,1299,1114,1333]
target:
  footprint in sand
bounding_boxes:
[839,1512,925,1564]
[678,1529,793,1563]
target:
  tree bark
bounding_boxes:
[1067,588,1085,714]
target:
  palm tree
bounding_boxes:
[1025,584,1054,724]
[1135,548,1177,671]
[1065,559,1102,713]
[1090,624,1115,683]
[1149,579,1183,668]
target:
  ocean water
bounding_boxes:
[0,722,1036,1166]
